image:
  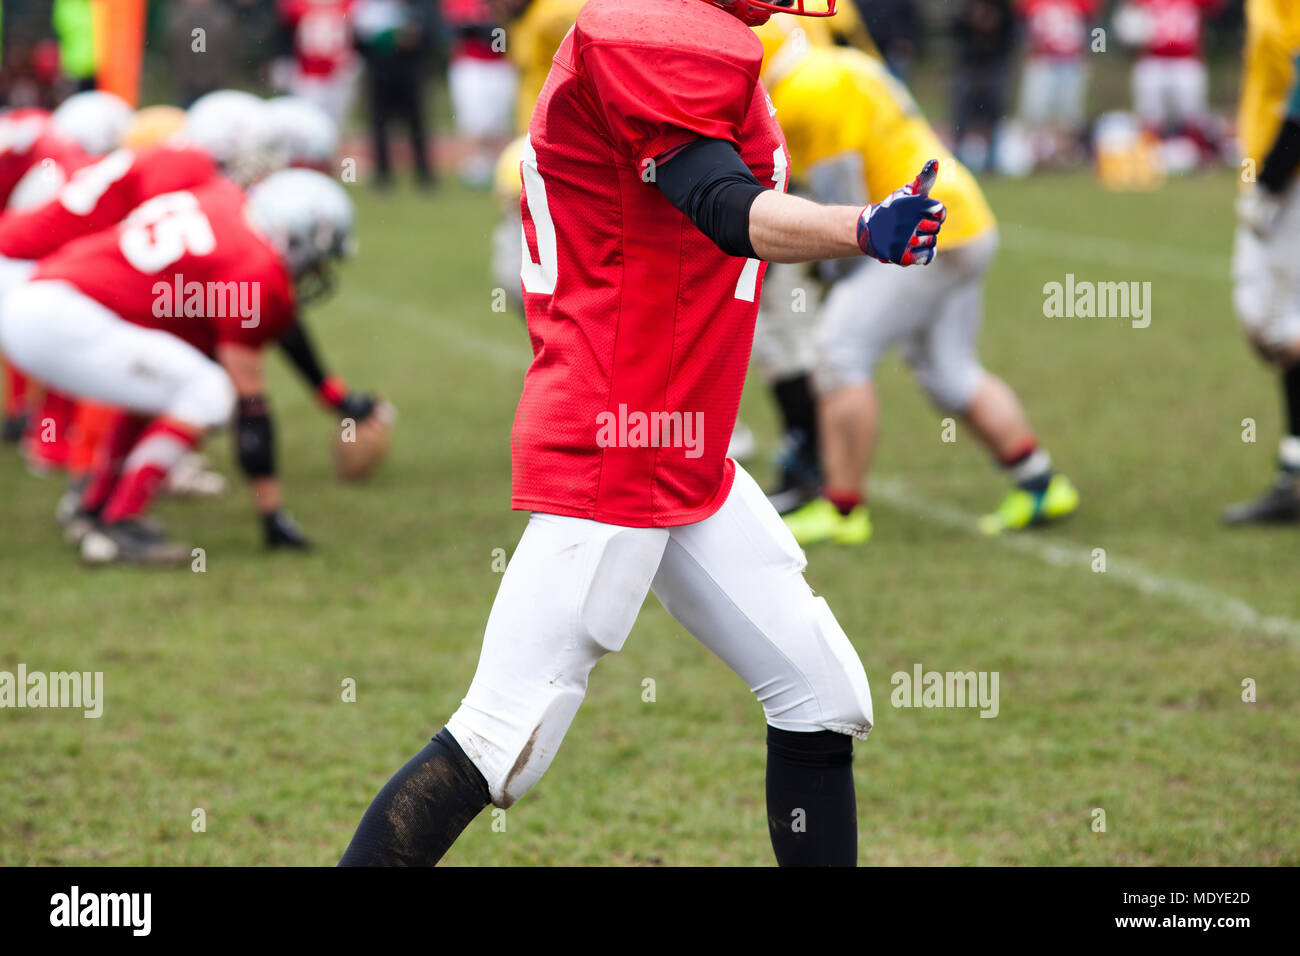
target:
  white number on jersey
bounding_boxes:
[0,115,45,156]
[119,191,217,274]
[735,146,789,303]
[60,149,135,215]
[519,134,559,296]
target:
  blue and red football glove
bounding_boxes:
[857,159,947,266]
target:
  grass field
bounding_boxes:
[2,169,1298,866]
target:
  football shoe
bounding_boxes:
[978,474,1079,535]
[783,497,871,546]
[1222,476,1300,525]
[81,519,189,567]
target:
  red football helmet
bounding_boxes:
[703,0,836,28]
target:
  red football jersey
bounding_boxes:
[0,108,88,209]
[0,146,219,260]
[280,0,355,77]
[512,0,789,527]
[35,179,296,356]
[1134,0,1219,59]
[1019,0,1096,58]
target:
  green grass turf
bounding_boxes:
[1,169,1297,865]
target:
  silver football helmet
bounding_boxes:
[246,168,356,303]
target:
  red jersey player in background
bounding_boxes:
[274,0,359,127]
[1117,0,1224,160]
[0,94,133,444]
[1015,0,1098,166]
[0,170,356,564]
[340,0,946,867]
[2,93,378,506]
[443,0,518,187]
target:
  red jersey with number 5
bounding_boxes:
[512,0,789,527]
[0,145,219,260]
[34,178,296,356]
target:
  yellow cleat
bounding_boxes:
[783,498,872,546]
[978,474,1080,535]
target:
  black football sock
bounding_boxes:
[1279,365,1300,478]
[338,727,490,866]
[772,374,821,469]
[765,726,857,867]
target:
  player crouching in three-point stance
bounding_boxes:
[339,0,946,867]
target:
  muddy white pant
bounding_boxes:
[446,465,874,808]
[0,279,235,429]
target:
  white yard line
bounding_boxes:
[350,288,533,369]
[872,476,1300,646]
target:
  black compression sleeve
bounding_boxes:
[1260,116,1300,195]
[654,138,765,259]
[236,396,276,479]
[278,320,328,390]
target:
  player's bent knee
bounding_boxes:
[765,596,873,740]
[915,364,982,413]
[809,597,874,737]
[447,688,585,809]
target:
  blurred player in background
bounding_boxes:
[1015,0,1096,168]
[1116,0,1223,161]
[951,0,1019,173]
[0,170,357,564]
[489,0,588,134]
[274,0,359,127]
[353,0,436,188]
[164,0,239,107]
[0,91,132,453]
[444,0,517,187]
[752,19,1079,545]
[1223,0,1300,524]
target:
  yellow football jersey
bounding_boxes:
[1239,0,1300,172]
[510,0,587,133]
[766,45,995,247]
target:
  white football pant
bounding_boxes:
[1018,57,1089,131]
[0,280,235,429]
[814,230,998,412]
[1133,56,1208,129]
[1233,182,1300,354]
[446,465,874,808]
[290,67,359,129]
[449,56,518,140]
[752,261,819,383]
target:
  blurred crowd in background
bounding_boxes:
[0,0,1253,186]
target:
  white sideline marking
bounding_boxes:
[1000,223,1230,282]
[871,477,1300,645]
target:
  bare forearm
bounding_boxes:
[748,190,862,263]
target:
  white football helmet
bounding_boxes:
[266,96,340,171]
[183,90,283,185]
[50,91,133,156]
[246,168,356,302]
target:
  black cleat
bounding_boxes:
[1222,476,1300,525]
[80,518,189,566]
